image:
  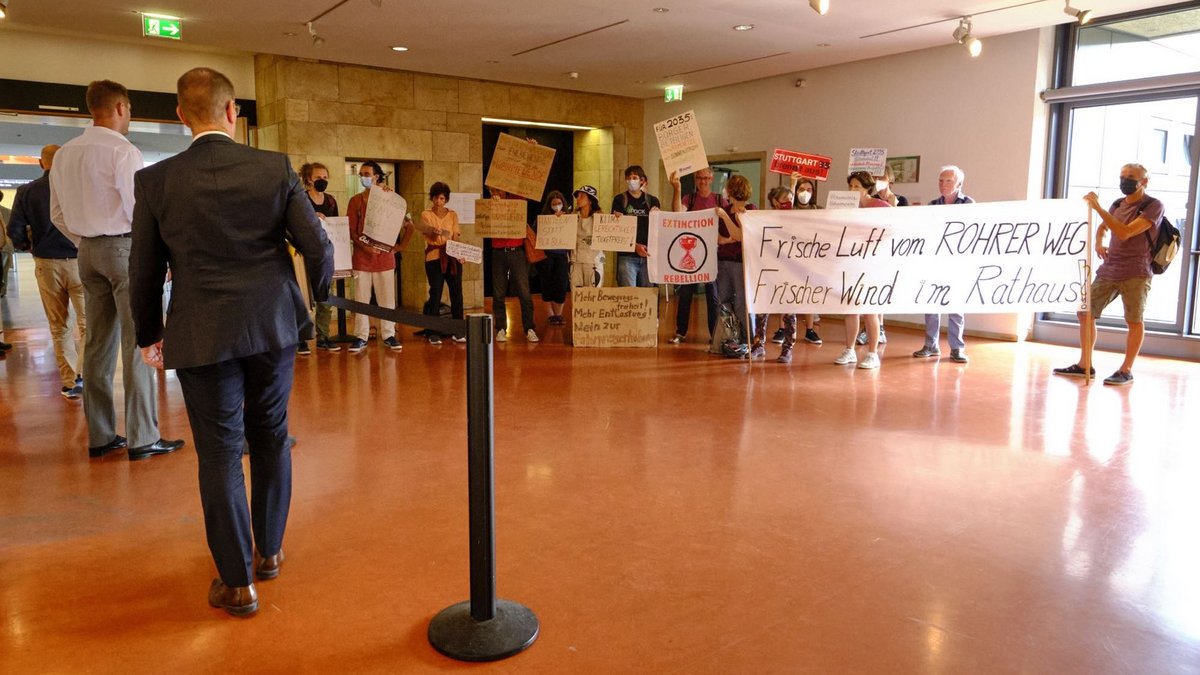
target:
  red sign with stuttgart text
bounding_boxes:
[769,148,832,181]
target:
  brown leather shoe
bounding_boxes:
[208,579,258,616]
[255,550,284,581]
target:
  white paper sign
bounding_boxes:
[848,147,888,177]
[320,216,353,277]
[362,186,408,252]
[653,109,709,178]
[446,239,483,265]
[535,214,578,250]
[740,199,1090,315]
[447,193,477,224]
[592,214,637,253]
[648,208,719,284]
[825,191,861,210]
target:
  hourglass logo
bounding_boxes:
[668,232,708,274]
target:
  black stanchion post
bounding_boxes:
[428,313,539,662]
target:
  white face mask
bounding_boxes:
[797,191,812,205]
[876,180,889,192]
[551,203,563,213]
[627,179,642,193]
[360,176,374,189]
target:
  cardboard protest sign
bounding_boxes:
[361,186,408,253]
[484,132,556,201]
[648,208,718,284]
[769,148,832,181]
[825,191,861,210]
[571,287,658,348]
[446,239,482,264]
[653,109,709,178]
[591,214,637,252]
[320,216,353,278]
[535,214,578,250]
[740,199,1089,315]
[848,148,888,177]
[474,198,527,239]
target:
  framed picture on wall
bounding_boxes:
[887,156,920,184]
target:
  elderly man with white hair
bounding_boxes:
[914,165,974,363]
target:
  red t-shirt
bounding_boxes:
[347,191,396,272]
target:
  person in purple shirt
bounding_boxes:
[1054,162,1162,386]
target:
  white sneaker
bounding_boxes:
[495,330,507,343]
[857,352,880,369]
[834,348,857,365]
[526,329,539,343]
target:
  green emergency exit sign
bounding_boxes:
[142,14,182,40]
[664,85,684,103]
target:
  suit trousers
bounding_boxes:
[34,257,86,387]
[352,269,396,340]
[176,348,295,587]
[77,237,158,448]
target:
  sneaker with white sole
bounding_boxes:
[804,328,822,345]
[526,329,539,343]
[668,334,685,344]
[834,348,858,365]
[383,336,403,351]
[857,352,880,369]
[495,330,507,343]
[855,330,868,345]
[770,328,786,344]
[1103,370,1133,386]
[950,348,969,363]
[346,338,367,354]
[913,346,940,358]
[878,327,887,344]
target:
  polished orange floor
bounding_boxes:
[2,257,1199,674]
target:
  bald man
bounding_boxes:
[8,145,87,397]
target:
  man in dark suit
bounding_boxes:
[129,67,333,617]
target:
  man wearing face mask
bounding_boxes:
[1054,163,1162,386]
[914,165,974,364]
[345,160,411,354]
[612,165,661,288]
[667,168,721,343]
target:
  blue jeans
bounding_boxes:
[617,255,652,288]
[924,313,965,350]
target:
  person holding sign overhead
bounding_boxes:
[420,181,464,345]
[488,187,538,343]
[346,160,412,354]
[300,162,339,353]
[535,191,572,325]
[571,185,604,288]
[834,171,890,370]
[612,165,661,288]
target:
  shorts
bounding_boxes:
[1088,277,1150,322]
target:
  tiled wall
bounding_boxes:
[255,55,644,311]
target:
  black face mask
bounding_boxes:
[1119,177,1140,195]
[313,179,329,193]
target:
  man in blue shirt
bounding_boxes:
[914,165,974,364]
[7,144,86,397]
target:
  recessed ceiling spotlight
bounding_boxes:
[732,24,754,31]
[653,7,669,12]
[568,71,580,79]
[486,59,499,64]
[391,46,408,52]
[817,43,831,47]
[283,31,298,37]
[0,1,8,19]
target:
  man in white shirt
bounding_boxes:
[50,80,183,461]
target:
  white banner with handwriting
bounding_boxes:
[740,199,1090,315]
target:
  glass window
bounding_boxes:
[1073,8,1200,86]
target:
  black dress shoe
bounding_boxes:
[0,340,13,352]
[208,579,258,616]
[128,438,185,461]
[255,550,284,580]
[88,435,128,458]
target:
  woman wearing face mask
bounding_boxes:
[420,181,463,345]
[300,162,339,353]
[875,165,909,207]
[758,186,822,363]
[789,172,822,210]
[834,171,890,370]
[535,190,572,325]
[571,185,604,288]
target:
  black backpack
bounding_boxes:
[1110,197,1181,274]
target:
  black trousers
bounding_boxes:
[425,260,464,333]
[176,347,295,587]
[675,282,717,337]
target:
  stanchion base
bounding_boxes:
[428,599,539,662]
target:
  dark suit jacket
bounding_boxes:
[130,134,333,370]
[8,172,79,259]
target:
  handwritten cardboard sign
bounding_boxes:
[484,132,556,201]
[320,216,353,278]
[769,148,832,181]
[535,214,578,250]
[653,109,709,178]
[740,199,1090,315]
[446,239,482,264]
[474,198,526,239]
[848,147,888,177]
[591,214,637,252]
[361,186,408,253]
[571,287,658,348]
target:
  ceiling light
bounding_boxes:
[1063,2,1092,24]
[732,24,754,31]
[809,0,829,15]
[1,1,10,19]
[391,46,408,52]
[952,17,981,58]
[816,43,830,47]
[283,31,298,37]
[653,7,669,12]
[482,117,596,131]
[307,21,324,47]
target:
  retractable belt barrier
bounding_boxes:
[320,295,539,661]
